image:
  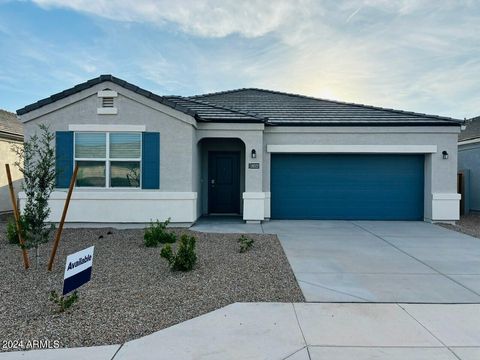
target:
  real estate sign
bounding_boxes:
[63,246,94,295]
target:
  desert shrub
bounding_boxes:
[160,243,174,263]
[238,235,254,253]
[6,215,29,245]
[160,234,197,271]
[144,218,177,247]
[49,290,79,313]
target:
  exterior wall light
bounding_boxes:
[442,150,449,159]
[251,149,257,159]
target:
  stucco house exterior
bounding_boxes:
[458,116,480,213]
[0,109,23,213]
[16,75,462,225]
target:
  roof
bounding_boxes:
[164,96,263,122]
[190,88,462,126]
[459,116,480,141]
[16,74,462,126]
[0,109,23,140]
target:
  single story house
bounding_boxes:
[458,116,480,213]
[0,109,23,213]
[16,75,463,225]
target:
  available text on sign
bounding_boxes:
[63,246,94,295]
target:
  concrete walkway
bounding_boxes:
[3,303,480,359]
[193,218,480,303]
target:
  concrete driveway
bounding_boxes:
[192,218,480,302]
[261,220,480,303]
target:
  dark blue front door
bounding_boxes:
[271,154,424,220]
[208,152,240,214]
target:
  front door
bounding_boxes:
[208,152,240,214]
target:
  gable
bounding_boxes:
[17,81,196,130]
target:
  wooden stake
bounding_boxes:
[47,164,79,271]
[5,164,30,269]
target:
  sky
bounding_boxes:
[0,0,478,119]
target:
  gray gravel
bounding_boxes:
[0,223,303,350]
[439,212,480,239]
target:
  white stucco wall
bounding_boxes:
[0,138,23,213]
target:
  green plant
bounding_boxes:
[160,234,197,271]
[238,235,255,253]
[160,243,174,264]
[6,215,29,245]
[144,218,177,247]
[49,290,79,313]
[12,124,56,266]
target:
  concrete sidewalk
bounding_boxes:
[2,303,480,359]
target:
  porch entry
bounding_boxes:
[208,151,241,214]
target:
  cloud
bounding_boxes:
[2,0,479,118]
[32,0,316,38]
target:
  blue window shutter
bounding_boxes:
[55,131,74,188]
[142,132,160,189]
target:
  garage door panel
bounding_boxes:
[271,154,424,220]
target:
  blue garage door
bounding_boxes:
[271,154,424,220]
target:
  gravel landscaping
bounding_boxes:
[439,212,480,239]
[0,222,303,350]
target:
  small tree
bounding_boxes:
[12,124,56,267]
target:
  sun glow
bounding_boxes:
[316,88,337,100]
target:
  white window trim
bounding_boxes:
[266,145,438,154]
[74,132,142,189]
[69,124,145,132]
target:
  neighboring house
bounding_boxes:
[16,75,462,225]
[458,116,480,213]
[0,109,23,213]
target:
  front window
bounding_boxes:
[74,132,141,188]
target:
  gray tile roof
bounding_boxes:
[190,88,463,126]
[164,96,263,122]
[459,116,480,141]
[0,109,23,139]
[16,75,462,127]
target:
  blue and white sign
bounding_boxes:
[63,246,94,295]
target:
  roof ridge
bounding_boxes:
[176,96,266,121]
[190,87,257,99]
[193,87,463,123]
